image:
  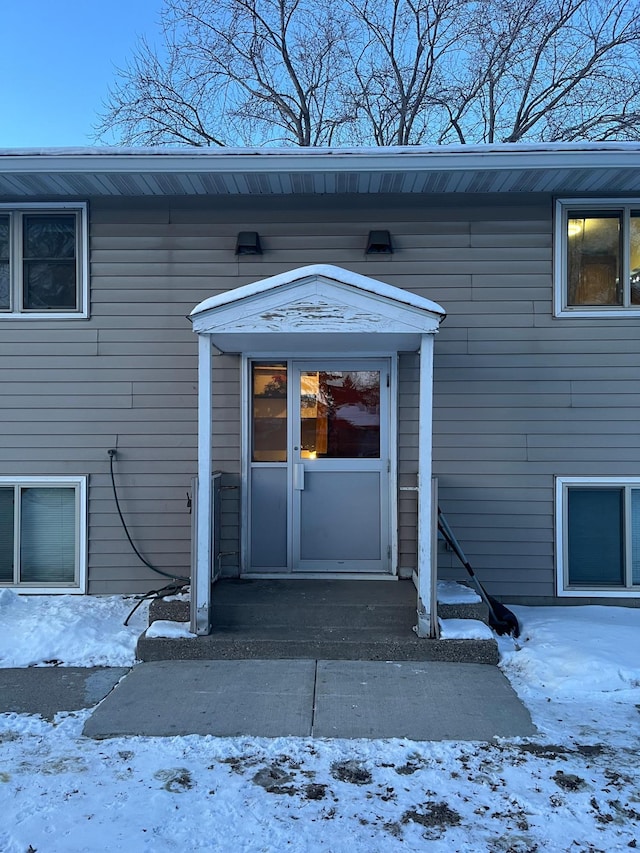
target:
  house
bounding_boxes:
[1,143,639,636]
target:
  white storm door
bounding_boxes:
[291,361,390,573]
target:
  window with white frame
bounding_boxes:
[0,204,88,317]
[0,477,86,591]
[555,200,640,316]
[557,478,640,596]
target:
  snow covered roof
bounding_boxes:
[190,264,445,353]
[190,264,446,318]
[0,142,639,197]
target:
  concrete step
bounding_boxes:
[136,633,498,665]
[147,581,489,627]
[149,600,483,631]
[138,579,498,665]
[439,601,488,622]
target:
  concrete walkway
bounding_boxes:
[0,661,536,741]
[0,667,129,721]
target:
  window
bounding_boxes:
[555,199,640,316]
[0,477,87,592]
[557,477,640,597]
[0,204,88,318]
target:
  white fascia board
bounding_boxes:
[1,142,640,176]
[190,264,446,320]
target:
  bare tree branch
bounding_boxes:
[95,0,640,147]
[439,0,640,143]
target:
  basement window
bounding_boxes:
[557,477,640,597]
[0,477,87,592]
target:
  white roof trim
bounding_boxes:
[190,264,446,353]
[191,264,446,319]
[1,142,640,176]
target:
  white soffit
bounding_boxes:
[1,143,640,197]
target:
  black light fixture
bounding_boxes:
[366,229,393,254]
[235,231,262,255]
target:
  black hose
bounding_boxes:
[123,581,188,626]
[109,452,189,583]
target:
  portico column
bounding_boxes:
[192,332,213,635]
[416,333,438,638]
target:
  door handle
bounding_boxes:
[293,463,305,491]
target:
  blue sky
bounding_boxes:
[0,1,163,148]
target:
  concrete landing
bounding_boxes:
[0,667,128,721]
[82,659,536,741]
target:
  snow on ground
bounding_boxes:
[0,588,148,668]
[1,594,640,852]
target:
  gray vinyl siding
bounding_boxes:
[2,192,639,599]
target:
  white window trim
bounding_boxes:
[556,476,640,598]
[554,197,640,318]
[0,202,89,319]
[0,475,87,594]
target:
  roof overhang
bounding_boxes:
[1,142,640,197]
[190,264,446,354]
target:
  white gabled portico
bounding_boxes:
[190,264,445,637]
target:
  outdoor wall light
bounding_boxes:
[235,231,262,255]
[366,230,393,254]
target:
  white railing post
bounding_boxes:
[416,333,437,638]
[192,333,213,636]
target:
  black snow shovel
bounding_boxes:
[437,508,520,638]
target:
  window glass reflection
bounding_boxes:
[0,216,9,310]
[252,363,287,462]
[567,212,621,305]
[300,370,380,459]
[630,212,640,305]
[23,215,77,310]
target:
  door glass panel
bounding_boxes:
[252,363,287,462]
[567,488,624,586]
[300,370,380,459]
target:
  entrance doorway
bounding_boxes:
[248,359,391,574]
